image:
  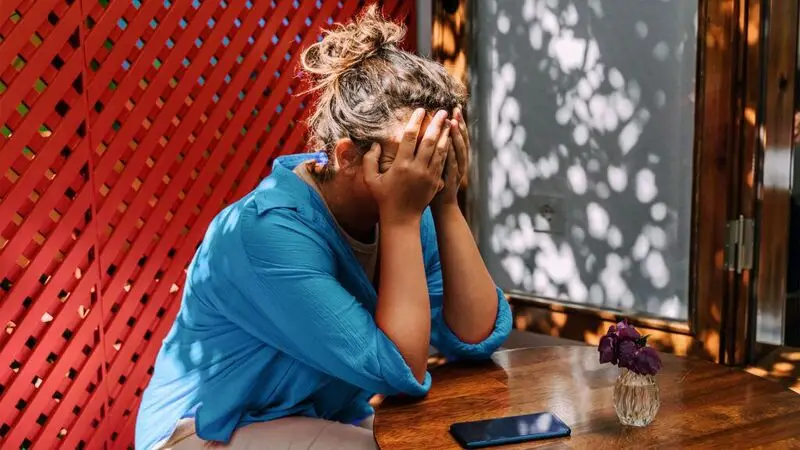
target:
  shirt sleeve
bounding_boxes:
[225,206,430,397]
[421,210,512,360]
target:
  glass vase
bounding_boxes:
[613,369,660,427]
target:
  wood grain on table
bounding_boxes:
[374,346,800,449]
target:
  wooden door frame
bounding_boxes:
[748,0,799,360]
[430,0,765,364]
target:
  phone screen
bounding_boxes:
[449,412,571,448]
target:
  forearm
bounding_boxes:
[435,204,498,344]
[375,218,431,383]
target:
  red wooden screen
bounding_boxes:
[0,1,415,448]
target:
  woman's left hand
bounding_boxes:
[432,107,469,211]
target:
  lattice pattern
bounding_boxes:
[0,1,415,448]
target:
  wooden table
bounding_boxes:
[374,346,800,449]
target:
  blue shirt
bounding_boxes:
[135,153,512,449]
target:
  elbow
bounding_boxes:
[412,367,427,385]
[446,326,493,347]
[376,318,431,386]
[443,285,506,344]
[451,319,496,345]
[386,368,431,397]
[407,349,428,384]
[438,290,512,360]
[376,331,432,397]
[490,295,513,350]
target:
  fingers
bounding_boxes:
[416,110,449,164]
[397,108,426,162]
[454,107,470,149]
[443,139,457,185]
[362,142,381,182]
[429,124,451,176]
[450,119,468,180]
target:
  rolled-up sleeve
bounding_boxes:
[430,287,511,360]
[226,207,430,397]
[422,211,512,360]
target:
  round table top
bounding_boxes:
[373,346,800,449]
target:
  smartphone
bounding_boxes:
[449,412,571,449]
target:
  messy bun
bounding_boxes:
[301,5,405,89]
[300,4,467,180]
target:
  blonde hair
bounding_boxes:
[300,4,467,178]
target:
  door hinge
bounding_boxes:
[724,215,754,273]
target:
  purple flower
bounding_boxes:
[616,320,641,341]
[598,335,617,364]
[596,318,663,376]
[631,347,663,376]
[617,340,638,370]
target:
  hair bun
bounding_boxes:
[301,4,405,84]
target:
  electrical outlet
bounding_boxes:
[529,194,566,235]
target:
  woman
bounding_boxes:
[136,6,511,449]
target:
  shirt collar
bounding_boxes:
[252,153,321,215]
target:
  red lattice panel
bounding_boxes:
[0,1,415,448]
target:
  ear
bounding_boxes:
[333,138,361,174]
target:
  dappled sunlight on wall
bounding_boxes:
[475,0,697,320]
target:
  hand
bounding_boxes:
[432,107,469,212]
[364,109,451,225]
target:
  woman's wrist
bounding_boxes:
[432,201,461,221]
[379,210,422,230]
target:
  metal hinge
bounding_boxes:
[724,215,754,273]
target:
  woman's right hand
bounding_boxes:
[364,108,451,225]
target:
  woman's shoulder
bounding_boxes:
[237,192,320,246]
[191,191,334,291]
[195,173,316,255]
[249,169,307,214]
[232,181,334,259]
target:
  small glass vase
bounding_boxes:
[613,369,660,427]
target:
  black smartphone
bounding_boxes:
[449,412,571,449]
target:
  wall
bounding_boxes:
[473,0,697,321]
[0,1,414,448]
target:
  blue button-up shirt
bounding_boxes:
[135,153,512,449]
